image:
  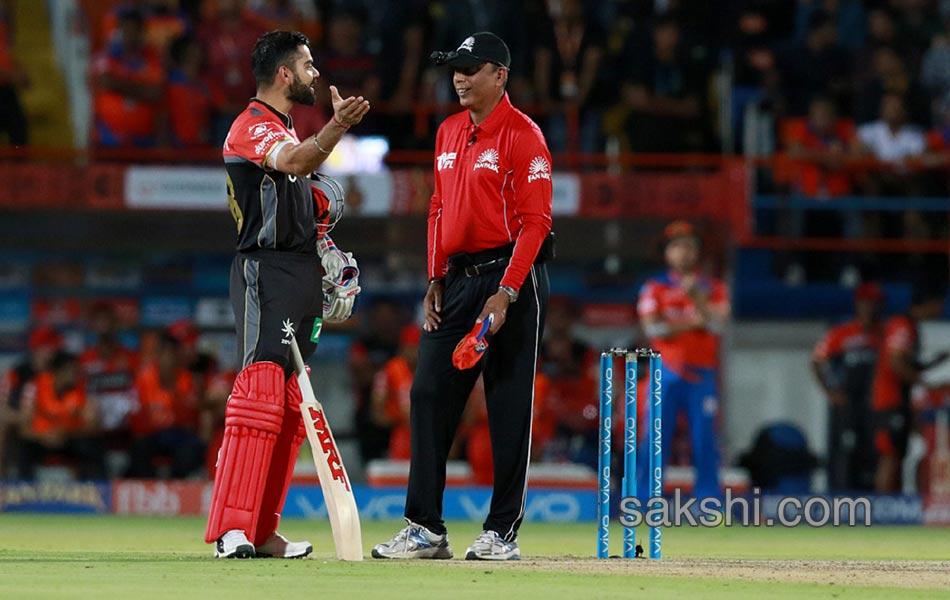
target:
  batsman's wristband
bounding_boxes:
[313,134,332,154]
[428,277,444,286]
[332,115,350,130]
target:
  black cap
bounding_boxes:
[430,32,511,69]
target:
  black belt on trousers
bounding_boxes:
[447,233,555,278]
[459,256,511,277]
[448,244,515,278]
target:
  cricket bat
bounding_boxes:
[289,334,363,561]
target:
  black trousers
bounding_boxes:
[827,390,875,492]
[0,85,27,146]
[230,251,322,373]
[404,261,549,541]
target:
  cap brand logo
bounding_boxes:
[459,36,476,52]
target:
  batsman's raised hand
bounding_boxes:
[330,85,370,128]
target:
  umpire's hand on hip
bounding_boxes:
[478,291,510,334]
[423,280,444,332]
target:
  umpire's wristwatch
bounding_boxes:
[498,285,519,303]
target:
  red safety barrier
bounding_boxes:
[1,147,945,255]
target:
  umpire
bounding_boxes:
[374,32,553,561]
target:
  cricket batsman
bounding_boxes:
[204,30,369,559]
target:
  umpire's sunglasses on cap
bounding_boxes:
[430,31,511,71]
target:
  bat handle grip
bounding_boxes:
[289,335,307,375]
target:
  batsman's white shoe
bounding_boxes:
[214,530,255,559]
[465,530,521,561]
[255,532,313,559]
[371,521,453,559]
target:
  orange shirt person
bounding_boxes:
[90,8,164,147]
[370,325,421,460]
[127,332,205,479]
[17,352,104,480]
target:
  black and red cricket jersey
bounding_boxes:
[428,93,553,291]
[223,99,317,255]
[813,319,880,397]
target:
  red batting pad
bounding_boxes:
[205,361,285,543]
[253,374,308,546]
[452,316,493,370]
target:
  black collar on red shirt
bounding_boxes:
[249,98,294,129]
[469,92,513,140]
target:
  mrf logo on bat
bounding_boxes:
[307,406,350,491]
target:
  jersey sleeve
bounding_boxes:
[499,123,554,290]
[709,280,731,314]
[224,113,295,170]
[428,125,448,280]
[885,318,914,354]
[814,327,843,360]
[637,281,660,318]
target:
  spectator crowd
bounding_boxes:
[0,0,943,163]
[0,304,232,481]
[0,296,621,484]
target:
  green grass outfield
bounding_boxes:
[1,515,948,598]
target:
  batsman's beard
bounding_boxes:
[289,74,316,105]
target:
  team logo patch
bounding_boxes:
[473,148,500,172]
[459,36,475,52]
[527,156,551,183]
[281,318,295,345]
[249,123,271,139]
[437,151,457,171]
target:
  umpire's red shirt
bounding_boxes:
[428,93,553,291]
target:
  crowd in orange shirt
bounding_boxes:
[0,305,227,481]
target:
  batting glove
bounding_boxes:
[322,254,361,323]
[317,236,360,289]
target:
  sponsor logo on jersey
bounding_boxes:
[249,123,271,140]
[254,129,285,156]
[281,318,295,345]
[527,156,552,183]
[473,148,500,172]
[437,151,457,171]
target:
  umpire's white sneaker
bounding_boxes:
[371,521,453,559]
[465,530,521,561]
[255,531,313,558]
[214,530,255,559]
